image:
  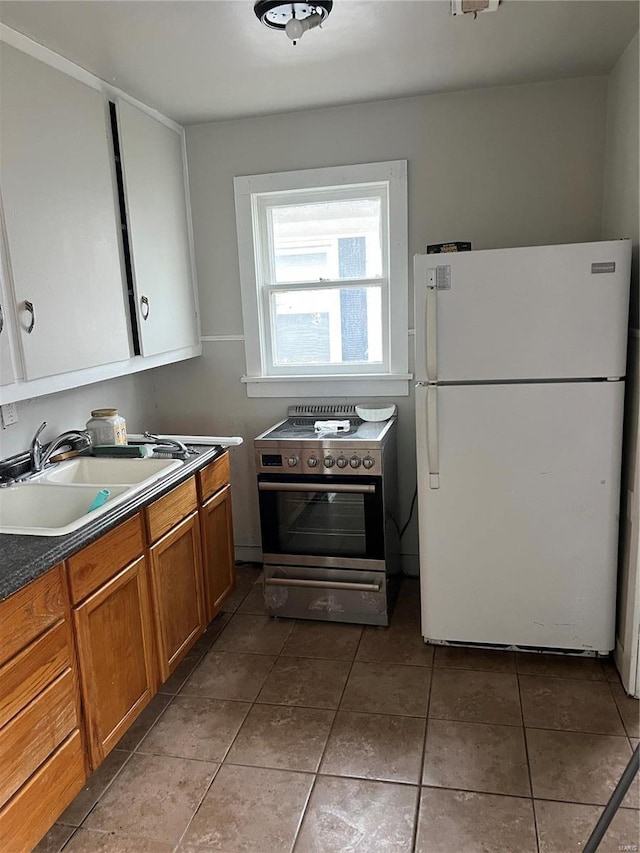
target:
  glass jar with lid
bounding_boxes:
[85,408,127,446]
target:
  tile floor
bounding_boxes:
[36,566,640,853]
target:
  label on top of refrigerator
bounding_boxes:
[591,262,616,274]
[435,265,451,290]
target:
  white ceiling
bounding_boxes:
[0,0,637,125]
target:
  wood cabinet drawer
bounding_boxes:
[0,565,67,668]
[0,620,72,729]
[145,477,197,543]
[67,514,144,604]
[0,669,78,805]
[0,729,86,853]
[198,453,230,503]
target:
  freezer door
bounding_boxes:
[414,240,631,382]
[415,381,624,651]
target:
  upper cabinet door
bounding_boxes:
[0,239,16,387]
[116,99,198,357]
[0,45,131,380]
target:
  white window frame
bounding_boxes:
[234,160,410,397]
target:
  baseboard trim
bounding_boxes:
[235,545,263,563]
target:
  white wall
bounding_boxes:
[602,33,640,694]
[150,76,609,571]
[0,372,157,460]
[603,33,639,331]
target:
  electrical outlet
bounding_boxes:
[1,403,18,428]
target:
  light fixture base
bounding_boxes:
[451,0,500,15]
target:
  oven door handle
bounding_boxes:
[258,481,376,494]
[265,577,381,593]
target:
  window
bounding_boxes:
[234,161,409,397]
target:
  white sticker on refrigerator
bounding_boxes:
[436,265,451,290]
[591,262,616,274]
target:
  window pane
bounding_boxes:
[271,287,382,367]
[270,198,382,283]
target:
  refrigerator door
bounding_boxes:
[416,381,624,651]
[414,240,630,383]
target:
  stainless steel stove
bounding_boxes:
[254,405,399,626]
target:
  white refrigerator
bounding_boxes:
[414,239,631,653]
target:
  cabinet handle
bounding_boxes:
[0,303,3,335]
[24,300,35,334]
[265,577,381,593]
[140,295,150,321]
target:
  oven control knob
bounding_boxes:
[336,456,348,468]
[349,455,362,469]
[307,456,319,468]
[324,456,335,468]
[363,456,375,469]
[287,456,299,467]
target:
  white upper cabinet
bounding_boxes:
[116,99,198,357]
[0,302,13,386]
[0,44,131,380]
[0,255,16,387]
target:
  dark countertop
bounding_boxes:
[0,445,226,602]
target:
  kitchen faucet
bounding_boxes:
[29,421,92,473]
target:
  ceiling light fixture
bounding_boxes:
[254,1,333,45]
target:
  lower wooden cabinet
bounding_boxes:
[148,510,205,682]
[73,555,156,768]
[3,453,236,848]
[0,731,86,853]
[200,483,235,622]
[0,565,86,853]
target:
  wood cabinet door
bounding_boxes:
[73,556,156,769]
[116,98,198,357]
[148,511,205,682]
[200,485,236,623]
[0,45,130,380]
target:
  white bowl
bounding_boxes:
[355,403,396,422]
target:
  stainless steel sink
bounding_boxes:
[0,483,132,536]
[0,457,184,536]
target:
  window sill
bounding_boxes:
[241,373,412,398]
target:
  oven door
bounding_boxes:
[257,474,385,568]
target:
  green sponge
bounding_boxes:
[91,444,151,458]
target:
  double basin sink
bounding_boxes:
[0,457,183,536]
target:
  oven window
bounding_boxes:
[278,489,366,556]
[258,478,384,560]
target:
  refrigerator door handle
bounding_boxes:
[426,384,440,489]
[426,271,438,382]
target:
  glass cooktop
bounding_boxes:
[256,417,394,444]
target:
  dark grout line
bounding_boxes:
[411,642,435,852]
[253,698,429,718]
[517,671,540,853]
[56,826,79,853]
[522,725,631,740]
[171,760,223,853]
[605,677,637,745]
[70,746,138,832]
[420,782,538,801]
[531,793,640,811]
